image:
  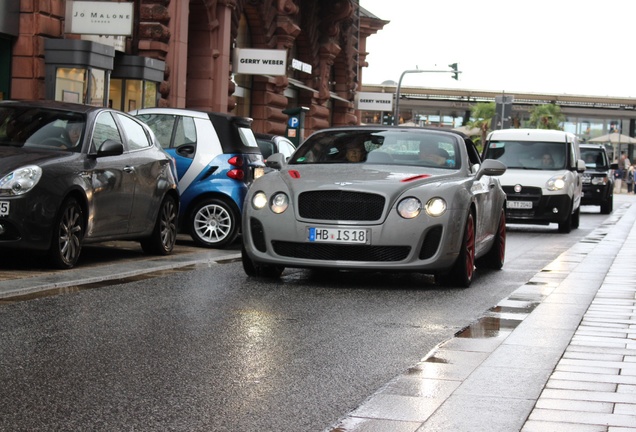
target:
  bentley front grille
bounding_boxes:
[272,241,410,262]
[298,191,385,221]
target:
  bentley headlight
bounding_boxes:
[252,191,268,209]
[0,165,42,196]
[397,197,422,219]
[425,197,447,217]
[270,192,289,214]
[546,175,566,191]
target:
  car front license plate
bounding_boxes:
[308,227,369,244]
[0,201,9,216]
[507,201,532,209]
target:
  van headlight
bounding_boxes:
[546,175,566,191]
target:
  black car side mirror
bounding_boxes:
[95,139,124,157]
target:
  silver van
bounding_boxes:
[483,129,586,233]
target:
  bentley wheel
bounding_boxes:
[442,212,475,288]
[477,208,506,270]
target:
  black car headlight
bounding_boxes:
[0,165,42,196]
[591,176,608,185]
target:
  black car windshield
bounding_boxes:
[0,107,86,152]
[289,129,460,169]
[483,140,566,170]
[581,148,609,169]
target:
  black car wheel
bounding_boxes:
[141,195,178,255]
[477,207,506,270]
[190,198,239,248]
[601,196,613,214]
[48,197,84,269]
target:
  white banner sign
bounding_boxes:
[233,48,287,76]
[356,92,393,111]
[65,1,134,36]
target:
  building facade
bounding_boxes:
[360,84,636,160]
[0,0,387,140]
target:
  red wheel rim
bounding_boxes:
[465,214,475,280]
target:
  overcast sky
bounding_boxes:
[360,0,636,98]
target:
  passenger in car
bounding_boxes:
[419,143,450,167]
[345,141,366,162]
[541,153,555,168]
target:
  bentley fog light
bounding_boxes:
[425,197,447,217]
[252,191,268,210]
[0,165,42,196]
[546,175,566,191]
[270,192,289,214]
[397,197,422,219]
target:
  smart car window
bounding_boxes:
[175,116,196,147]
[115,113,151,150]
[93,112,122,152]
[238,127,259,148]
[136,114,174,149]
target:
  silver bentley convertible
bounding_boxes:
[241,126,507,287]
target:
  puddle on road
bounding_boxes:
[0,264,213,304]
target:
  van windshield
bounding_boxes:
[484,140,566,170]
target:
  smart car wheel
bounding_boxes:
[48,197,84,269]
[477,208,506,270]
[439,212,475,288]
[141,195,178,255]
[190,198,239,248]
[241,244,285,278]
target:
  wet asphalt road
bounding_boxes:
[0,204,615,431]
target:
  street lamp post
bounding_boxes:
[394,70,425,126]
[393,65,460,126]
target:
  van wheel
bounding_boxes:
[571,206,580,229]
[558,206,573,233]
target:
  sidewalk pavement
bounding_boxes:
[328,201,636,432]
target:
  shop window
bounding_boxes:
[54,67,108,106]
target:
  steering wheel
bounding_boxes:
[41,137,72,149]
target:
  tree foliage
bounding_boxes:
[468,102,495,146]
[528,104,564,130]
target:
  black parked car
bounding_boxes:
[580,143,615,214]
[0,100,179,268]
[255,133,296,162]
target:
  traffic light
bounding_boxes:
[449,63,459,80]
